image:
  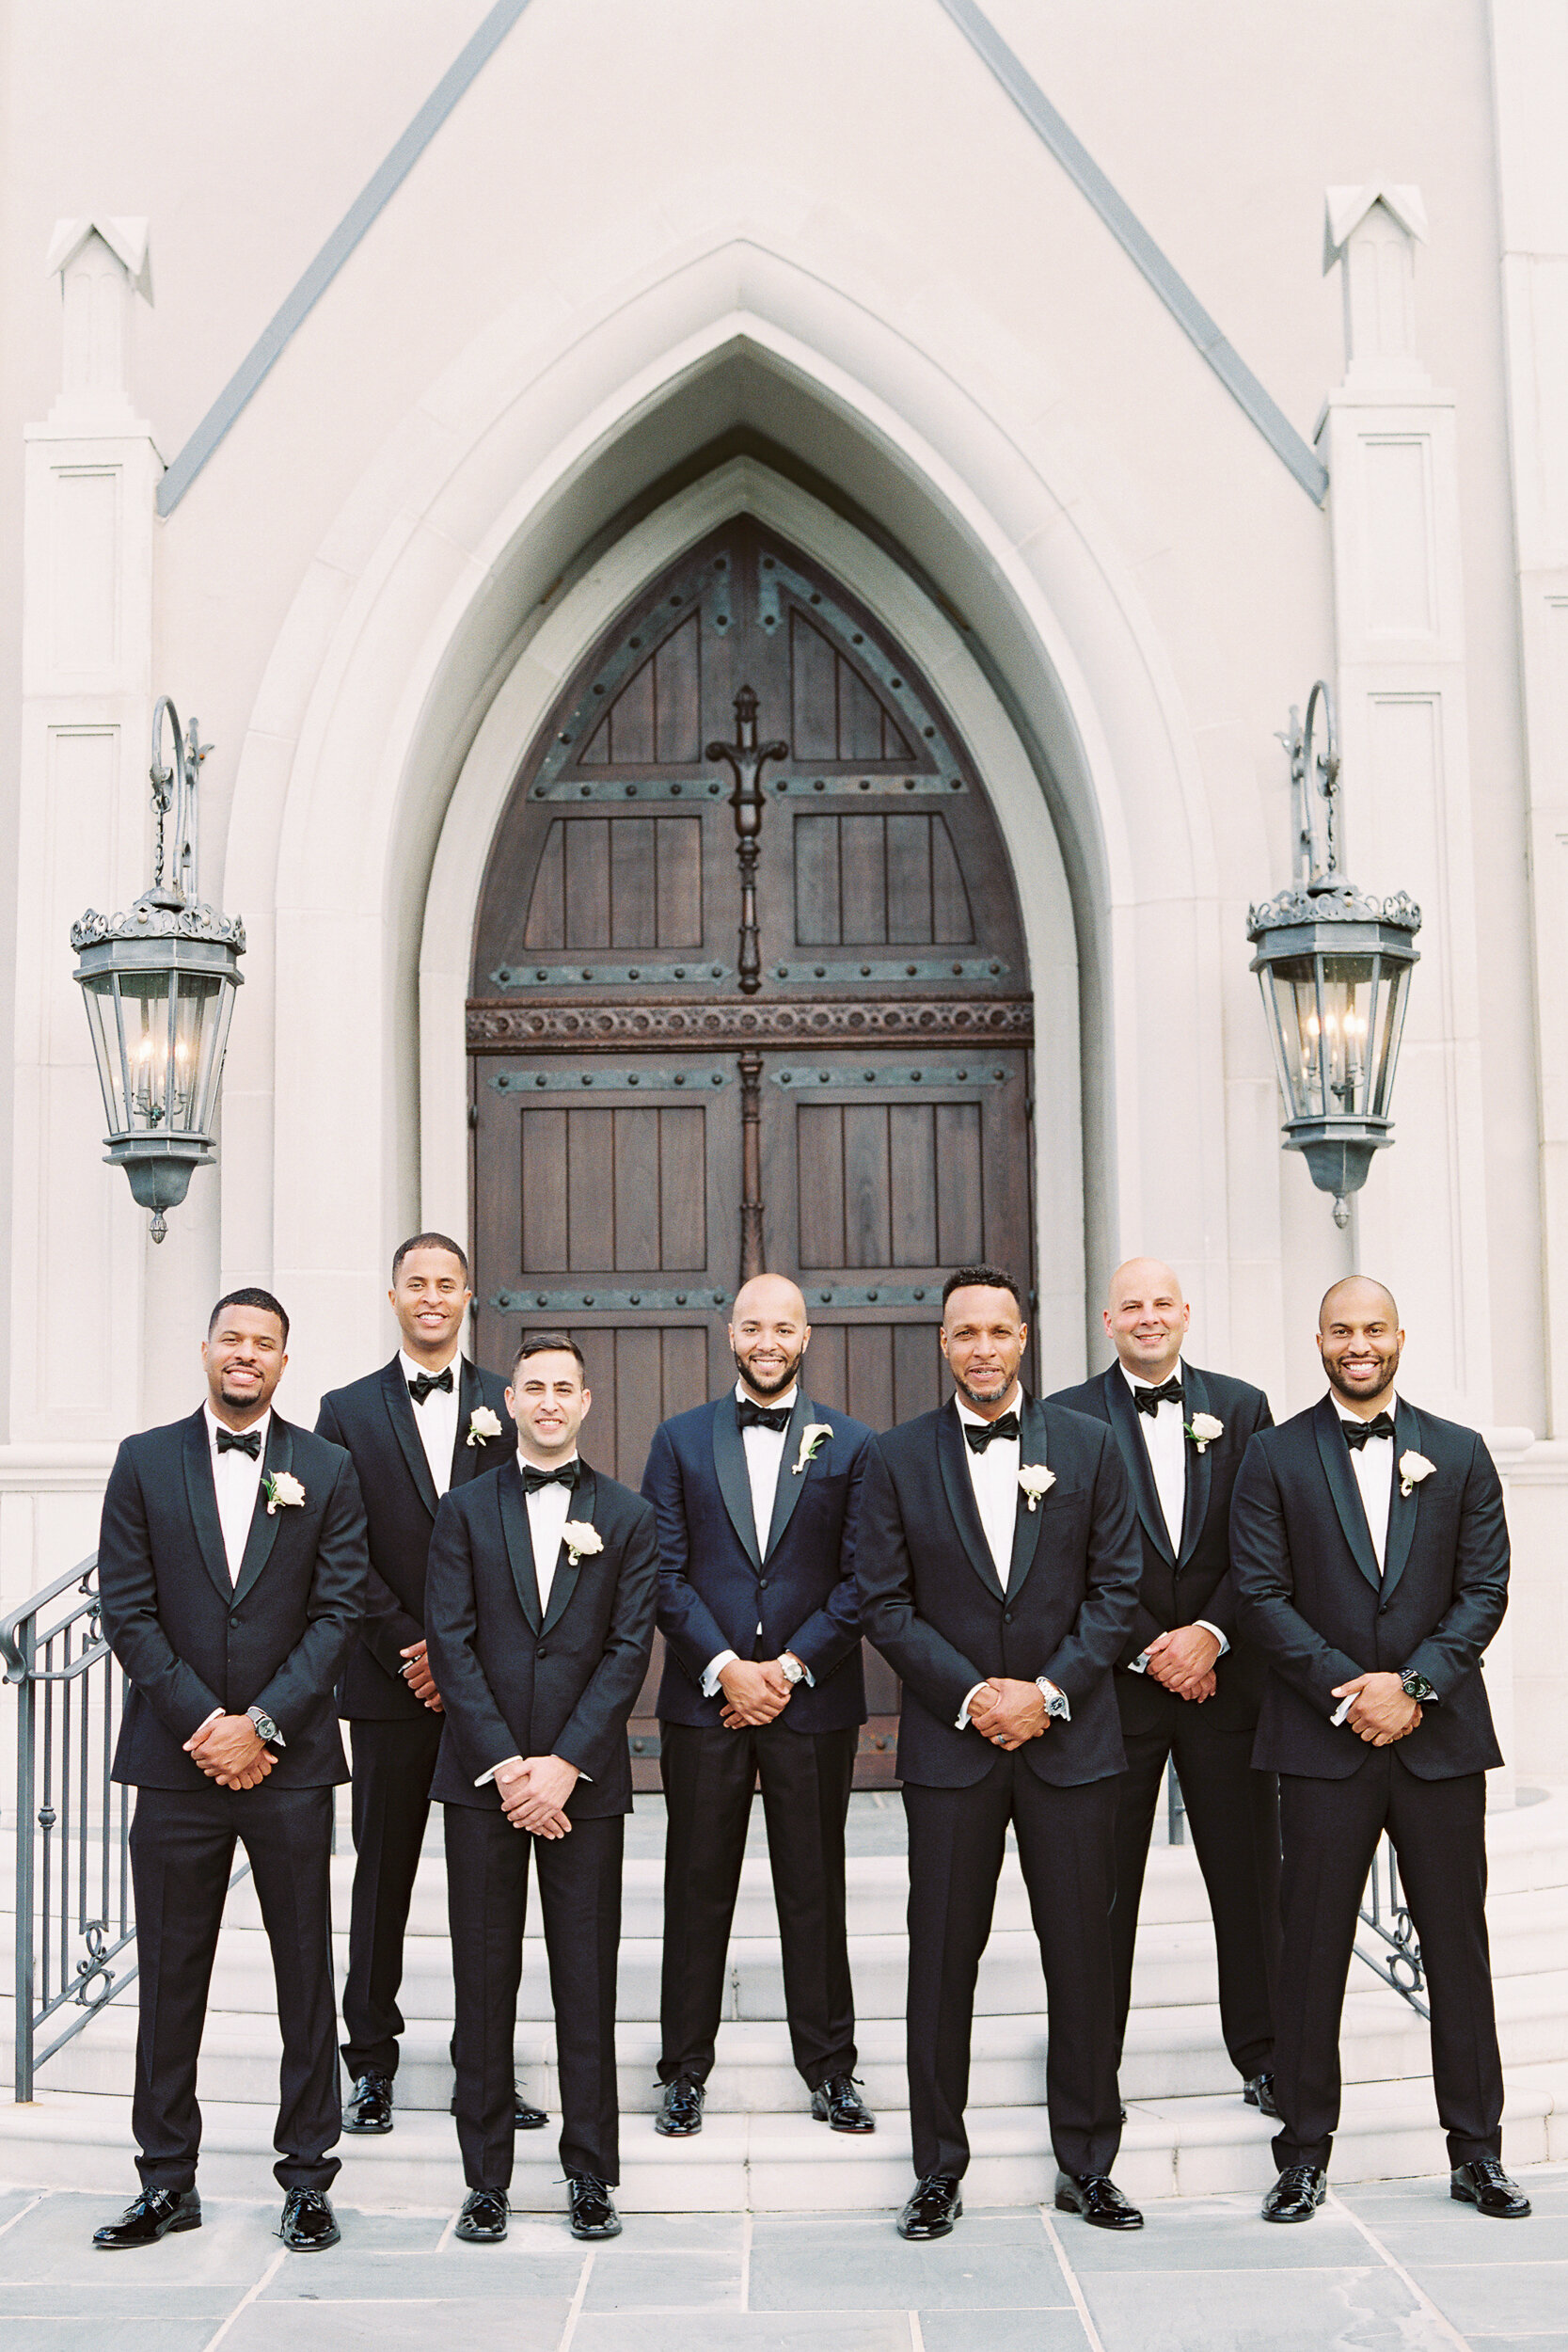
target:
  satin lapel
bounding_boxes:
[231,1420,292,1606]
[936,1401,1006,1604]
[497,1459,543,1633]
[712,1394,762,1571]
[448,1359,485,1491]
[541,1464,594,1636]
[1381,1401,1422,1604]
[1103,1368,1177,1565]
[380,1359,440,1520]
[1005,1394,1047,1597]
[181,1413,233,1605]
[763,1391,815,1561]
[1313,1396,1382,1595]
[1177,1362,1212,1569]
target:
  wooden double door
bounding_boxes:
[468,519,1036,1784]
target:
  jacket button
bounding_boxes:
[537,1646,547,1660]
[759,1577,768,1588]
[230,1615,240,1629]
[1378,1603,1388,1615]
[1004,1611,1013,1624]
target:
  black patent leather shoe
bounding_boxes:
[277,2188,341,2250]
[343,2072,394,2133]
[811,2074,876,2133]
[1053,2171,1143,2230]
[1451,2159,1531,2217]
[897,2175,963,2240]
[515,2090,547,2129]
[1243,2072,1281,2119]
[567,2174,622,2239]
[92,2186,201,2249]
[454,2187,509,2243]
[1261,2164,1327,2222]
[655,2075,705,2136]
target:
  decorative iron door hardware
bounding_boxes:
[489,1066,730,1093]
[496,1286,731,1313]
[770,1062,1009,1089]
[768,958,1008,984]
[492,961,731,989]
[708,684,787,997]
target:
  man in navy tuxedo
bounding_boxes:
[1050,1256,1280,2113]
[859,1265,1145,2240]
[426,1334,659,2244]
[92,1290,368,2254]
[1232,1277,1529,2223]
[641,1273,876,2138]
[315,1232,524,2136]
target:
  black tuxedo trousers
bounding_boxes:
[130,1782,340,2194]
[1273,1752,1501,2170]
[445,1805,623,2190]
[341,1711,444,2079]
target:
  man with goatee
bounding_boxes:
[641,1273,876,2140]
[1232,1277,1528,2224]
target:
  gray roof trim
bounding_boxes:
[156,0,535,516]
[935,0,1329,505]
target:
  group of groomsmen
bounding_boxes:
[87,1230,1530,2255]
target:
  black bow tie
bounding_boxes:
[964,1409,1020,1454]
[1341,1410,1396,1452]
[737,1396,793,1434]
[407,1366,454,1406]
[1133,1377,1183,1418]
[215,1427,261,1459]
[520,1457,580,1494]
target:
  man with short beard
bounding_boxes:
[641,1274,876,2140]
[1231,1277,1528,2224]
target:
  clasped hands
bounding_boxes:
[400,1639,444,1711]
[968,1677,1050,1751]
[182,1712,273,1789]
[1332,1670,1423,1745]
[493,1753,579,1836]
[1143,1623,1220,1703]
[718,1657,794,1730]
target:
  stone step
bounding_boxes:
[2,2062,1565,2211]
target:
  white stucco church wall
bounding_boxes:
[0,0,1564,1775]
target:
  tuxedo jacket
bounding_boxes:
[316,1356,515,1720]
[97,1409,369,1790]
[641,1389,873,1733]
[425,1454,659,1817]
[1230,1395,1508,1781]
[1047,1362,1274,1733]
[856,1394,1142,1788]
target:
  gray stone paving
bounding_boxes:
[1,2167,1562,2350]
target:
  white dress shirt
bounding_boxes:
[1122,1362,1227,1669]
[1329,1395,1397,1727]
[954,1393,1067,1730]
[475,1451,583,1787]
[702,1385,815,1697]
[399,1348,462,1499]
[206,1404,270,1582]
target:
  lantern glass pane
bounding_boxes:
[115,971,226,1136]
[1370,961,1409,1116]
[1263,952,1382,1119]
[80,976,129,1132]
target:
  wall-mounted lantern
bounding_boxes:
[71,698,245,1241]
[1247,681,1421,1227]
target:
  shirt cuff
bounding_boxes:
[1330,1696,1354,1727]
[476,1754,524,1788]
[702,1649,739,1698]
[1129,1650,1150,1675]
[1036,1677,1070,1723]
[191,1707,224,1740]
[1195,1620,1230,1658]
[957,1681,989,1730]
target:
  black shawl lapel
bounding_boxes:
[448,1358,488,1491]
[181,1411,234,1605]
[936,1400,1006,1604]
[380,1357,440,1520]
[1004,1393,1048,1598]
[712,1392,762,1570]
[1177,1360,1213,1569]
[1103,1367,1177,1565]
[231,1419,293,1606]
[541,1463,595,1637]
[763,1391,816,1561]
[1380,1400,1423,1604]
[1312,1395,1383,1595]
[496,1458,543,1633]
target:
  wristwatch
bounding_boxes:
[1400,1671,1436,1705]
[778,1652,805,1686]
[247,1706,280,1745]
[1034,1677,1070,1722]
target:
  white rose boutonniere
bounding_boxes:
[1399,1450,1435,1499]
[263,1470,306,1515]
[466,1406,502,1448]
[1185,1413,1225,1454]
[1018,1464,1056,1513]
[562,1520,604,1566]
[792,1422,834,1476]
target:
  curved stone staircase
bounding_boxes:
[3,1787,1566,2209]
